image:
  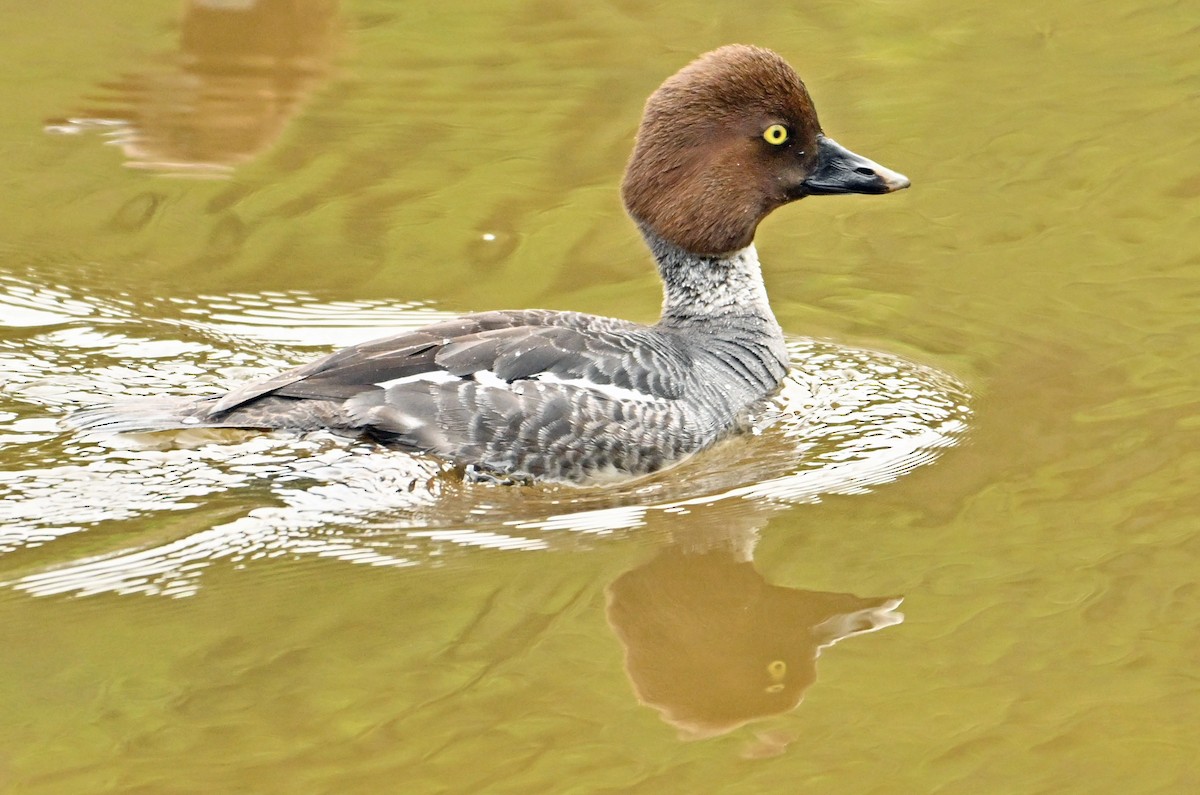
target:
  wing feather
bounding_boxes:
[210,310,693,420]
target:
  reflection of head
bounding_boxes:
[45,0,339,175]
[606,544,902,740]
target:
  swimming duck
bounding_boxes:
[71,44,910,483]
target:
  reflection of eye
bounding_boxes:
[764,683,785,693]
[763,124,789,145]
[767,659,787,680]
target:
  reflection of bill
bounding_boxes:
[606,505,902,746]
[44,0,340,175]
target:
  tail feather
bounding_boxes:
[65,397,222,434]
[65,394,356,435]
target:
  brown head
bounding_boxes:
[621,45,910,256]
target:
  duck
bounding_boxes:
[70,44,910,484]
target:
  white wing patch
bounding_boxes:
[471,369,514,390]
[374,370,461,390]
[532,373,665,403]
[376,368,665,404]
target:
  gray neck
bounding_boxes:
[642,227,780,332]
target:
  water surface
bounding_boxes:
[0,0,1197,792]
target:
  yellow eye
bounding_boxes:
[763,124,789,145]
[767,660,787,681]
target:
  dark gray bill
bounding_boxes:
[801,135,911,196]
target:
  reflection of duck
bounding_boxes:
[605,506,901,742]
[45,0,339,175]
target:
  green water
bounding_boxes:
[1,0,1197,792]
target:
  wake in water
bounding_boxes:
[0,281,969,597]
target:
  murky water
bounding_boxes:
[1,0,1196,792]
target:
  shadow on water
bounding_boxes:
[44,0,341,177]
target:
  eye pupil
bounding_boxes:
[763,124,789,145]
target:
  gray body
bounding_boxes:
[71,237,789,483]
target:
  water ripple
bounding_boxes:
[0,283,970,597]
